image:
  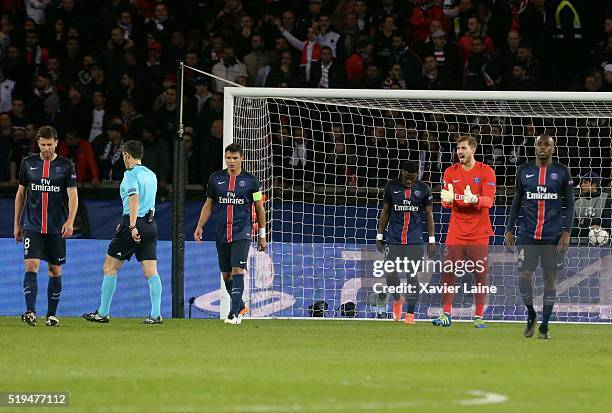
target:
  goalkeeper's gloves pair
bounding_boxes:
[441,184,478,204]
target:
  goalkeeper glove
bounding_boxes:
[441,183,454,204]
[463,185,479,204]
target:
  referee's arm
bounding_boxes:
[128,194,141,243]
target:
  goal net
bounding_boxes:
[223,89,612,322]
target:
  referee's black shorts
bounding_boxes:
[107,215,157,262]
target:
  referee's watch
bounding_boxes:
[129,225,137,231]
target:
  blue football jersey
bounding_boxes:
[19,155,76,234]
[120,164,157,216]
[507,161,575,241]
[383,179,433,245]
[207,170,261,243]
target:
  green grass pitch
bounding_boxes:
[1,318,611,413]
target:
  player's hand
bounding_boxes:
[557,231,570,253]
[194,227,203,243]
[463,185,479,204]
[427,242,437,257]
[258,237,267,252]
[504,231,515,252]
[13,225,22,243]
[440,183,454,204]
[61,222,74,238]
[376,239,385,253]
[131,227,141,243]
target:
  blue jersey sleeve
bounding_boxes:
[123,171,139,196]
[424,184,433,207]
[66,161,77,188]
[383,181,392,205]
[18,158,27,187]
[506,164,524,233]
[206,174,216,199]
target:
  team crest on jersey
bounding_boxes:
[473,177,480,184]
[55,166,62,173]
[551,173,558,180]
[239,180,246,187]
[413,190,421,197]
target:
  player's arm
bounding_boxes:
[504,167,524,251]
[62,162,79,238]
[425,204,437,256]
[194,175,217,243]
[440,168,454,208]
[13,185,26,242]
[254,189,267,251]
[558,169,575,252]
[62,187,78,238]
[13,160,28,242]
[376,183,392,252]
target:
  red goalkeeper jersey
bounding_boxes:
[442,161,496,245]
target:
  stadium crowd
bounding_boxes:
[0,0,610,192]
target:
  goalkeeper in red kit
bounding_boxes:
[432,135,496,328]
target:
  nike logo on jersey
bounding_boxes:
[30,167,38,170]
[526,174,535,178]
[394,191,402,194]
[218,181,226,184]
[452,179,461,183]
[240,261,246,264]
[117,252,122,256]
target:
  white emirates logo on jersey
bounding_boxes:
[526,186,559,200]
[31,179,60,192]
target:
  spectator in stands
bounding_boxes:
[298,0,323,37]
[87,90,107,142]
[119,98,145,139]
[235,13,255,60]
[4,46,32,90]
[344,38,374,88]
[192,77,212,117]
[515,42,545,89]
[458,16,495,62]
[336,12,366,63]
[145,2,176,48]
[9,97,29,127]
[316,14,341,57]
[382,63,407,89]
[59,36,81,84]
[0,69,16,114]
[211,45,247,92]
[265,51,300,88]
[452,0,476,39]
[183,130,199,185]
[59,84,90,139]
[200,119,224,187]
[57,129,99,186]
[496,29,521,88]
[362,62,382,89]
[422,55,450,89]
[389,34,423,89]
[153,86,178,146]
[410,0,444,48]
[507,63,536,91]
[464,36,495,89]
[278,22,321,85]
[141,122,169,190]
[573,171,612,244]
[309,46,344,88]
[24,29,48,77]
[287,127,314,188]
[422,29,460,87]
[96,124,124,182]
[278,10,299,37]
[584,71,602,92]
[30,72,59,124]
[373,15,397,64]
[243,34,271,85]
[25,0,52,26]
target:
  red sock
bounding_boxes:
[474,273,487,317]
[442,272,455,314]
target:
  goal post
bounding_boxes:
[221,88,612,322]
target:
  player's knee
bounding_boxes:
[24,260,40,273]
[48,265,62,277]
[140,260,158,277]
[103,256,121,275]
[231,267,244,276]
[519,271,533,280]
[222,272,232,280]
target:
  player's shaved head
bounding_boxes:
[536,133,555,147]
[535,133,555,163]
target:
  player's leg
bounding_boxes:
[44,234,66,327]
[227,240,250,324]
[140,260,163,324]
[385,245,404,321]
[468,244,489,328]
[539,242,560,339]
[403,245,423,325]
[517,236,539,337]
[21,230,42,326]
[433,245,461,326]
[216,241,234,321]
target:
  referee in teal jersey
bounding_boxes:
[83,140,163,324]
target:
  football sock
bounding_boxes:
[526,305,537,319]
[474,273,487,318]
[224,278,233,295]
[98,275,117,317]
[23,271,38,313]
[386,272,401,301]
[148,275,162,319]
[442,272,455,314]
[47,276,62,317]
[230,274,244,316]
[542,286,556,327]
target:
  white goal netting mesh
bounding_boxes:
[231,94,612,322]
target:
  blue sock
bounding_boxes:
[230,274,244,316]
[225,278,245,311]
[23,271,38,313]
[98,275,117,317]
[47,276,62,317]
[148,275,162,319]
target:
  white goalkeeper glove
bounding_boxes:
[441,184,454,204]
[463,185,479,204]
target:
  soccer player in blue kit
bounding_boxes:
[505,134,575,339]
[14,126,78,327]
[376,160,436,324]
[83,140,163,324]
[194,143,267,325]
